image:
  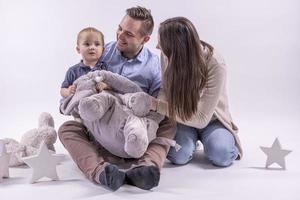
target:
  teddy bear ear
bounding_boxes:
[38,112,54,128]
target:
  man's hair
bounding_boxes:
[126,6,154,36]
[77,27,104,45]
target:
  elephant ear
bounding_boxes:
[61,73,97,116]
[60,89,95,115]
[74,74,97,92]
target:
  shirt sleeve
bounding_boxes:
[148,56,161,97]
[61,68,76,88]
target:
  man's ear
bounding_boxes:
[142,35,150,45]
[76,46,80,54]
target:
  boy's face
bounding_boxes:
[116,15,150,58]
[76,32,104,65]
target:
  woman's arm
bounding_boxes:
[152,87,169,116]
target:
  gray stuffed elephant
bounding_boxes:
[60,70,180,158]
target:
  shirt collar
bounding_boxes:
[78,60,88,68]
[135,47,146,62]
[116,46,146,63]
[78,60,105,69]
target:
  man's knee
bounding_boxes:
[156,117,177,139]
[58,120,85,141]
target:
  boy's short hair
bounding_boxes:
[126,6,154,36]
[77,27,104,45]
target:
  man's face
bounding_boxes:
[116,15,149,58]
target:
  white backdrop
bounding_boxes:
[0,0,299,139]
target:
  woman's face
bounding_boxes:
[156,35,166,56]
[156,36,169,70]
[156,35,169,69]
[156,35,162,50]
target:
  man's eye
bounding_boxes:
[126,32,133,37]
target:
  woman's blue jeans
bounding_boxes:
[167,120,239,167]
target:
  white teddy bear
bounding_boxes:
[3,112,57,167]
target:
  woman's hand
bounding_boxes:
[96,81,111,92]
[150,97,158,111]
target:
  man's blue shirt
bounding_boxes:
[99,41,161,97]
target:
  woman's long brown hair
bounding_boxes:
[158,17,213,121]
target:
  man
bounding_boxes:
[58,6,176,191]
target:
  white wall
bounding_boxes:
[1,0,299,139]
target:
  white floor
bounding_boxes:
[1,116,299,200]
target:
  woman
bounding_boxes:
[152,17,242,167]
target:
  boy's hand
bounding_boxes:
[68,85,76,95]
[96,81,111,92]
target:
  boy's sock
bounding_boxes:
[99,164,125,191]
[125,166,160,190]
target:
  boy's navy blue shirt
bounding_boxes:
[61,60,107,88]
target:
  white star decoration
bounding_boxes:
[260,138,292,170]
[22,141,64,183]
[0,140,11,182]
